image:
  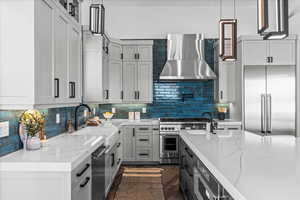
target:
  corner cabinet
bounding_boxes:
[0,0,82,109]
[122,41,153,103]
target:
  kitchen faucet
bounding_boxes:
[74,104,92,130]
[202,112,217,134]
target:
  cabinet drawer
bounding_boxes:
[71,156,92,188]
[72,173,92,200]
[136,148,153,161]
[136,126,153,134]
[136,134,153,147]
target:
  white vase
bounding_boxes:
[26,136,41,150]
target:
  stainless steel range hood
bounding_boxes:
[159,34,217,81]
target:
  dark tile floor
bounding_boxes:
[107,165,184,200]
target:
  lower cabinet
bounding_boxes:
[122,125,159,163]
[179,139,196,200]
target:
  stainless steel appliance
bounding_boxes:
[92,144,106,200]
[159,34,217,80]
[244,65,295,135]
[159,118,209,164]
[194,158,228,200]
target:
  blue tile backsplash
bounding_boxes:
[0,105,100,157]
[98,39,217,119]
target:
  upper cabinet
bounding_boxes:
[241,36,297,66]
[83,38,153,104]
[122,41,153,104]
[0,0,82,109]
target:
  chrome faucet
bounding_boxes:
[74,104,92,130]
[202,112,217,134]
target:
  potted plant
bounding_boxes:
[19,110,45,150]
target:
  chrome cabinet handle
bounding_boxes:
[80,177,90,188]
[76,164,90,177]
[267,94,272,133]
[54,78,59,98]
[261,94,266,134]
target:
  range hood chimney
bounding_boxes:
[159,34,217,81]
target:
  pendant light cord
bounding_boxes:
[233,0,236,19]
[219,0,222,20]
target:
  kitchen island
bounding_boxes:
[180,130,300,200]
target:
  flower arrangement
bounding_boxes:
[103,112,113,120]
[20,110,45,137]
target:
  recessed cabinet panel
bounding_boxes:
[137,46,153,61]
[243,41,268,65]
[268,40,295,65]
[122,126,136,162]
[54,13,69,103]
[109,42,122,61]
[137,62,153,102]
[35,0,55,105]
[108,60,123,103]
[123,61,137,102]
[122,46,137,61]
[69,26,81,103]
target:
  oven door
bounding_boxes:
[160,134,179,158]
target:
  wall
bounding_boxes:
[0,105,100,157]
[81,0,258,39]
[98,39,216,118]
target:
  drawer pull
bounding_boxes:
[139,153,149,156]
[139,139,149,142]
[76,164,90,177]
[184,147,193,158]
[80,177,90,188]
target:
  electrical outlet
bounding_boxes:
[142,107,147,113]
[112,107,116,114]
[56,113,60,124]
[93,108,96,115]
[0,121,9,138]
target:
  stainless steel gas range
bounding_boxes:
[159,118,210,164]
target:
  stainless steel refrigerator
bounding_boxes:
[244,65,295,135]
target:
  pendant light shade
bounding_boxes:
[89,4,105,35]
[219,19,237,61]
[257,0,289,40]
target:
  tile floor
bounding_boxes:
[107,165,184,200]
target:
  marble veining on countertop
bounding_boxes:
[180,130,300,200]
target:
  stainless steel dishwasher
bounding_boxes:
[92,144,106,200]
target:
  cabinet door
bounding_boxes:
[218,61,235,103]
[123,61,137,102]
[68,25,81,103]
[122,126,136,161]
[137,62,153,102]
[35,0,55,105]
[72,176,92,200]
[108,60,122,103]
[268,40,296,65]
[137,46,153,61]
[123,45,137,61]
[54,12,69,103]
[243,41,268,65]
[102,52,110,102]
[109,42,122,61]
[152,127,160,162]
[104,152,112,195]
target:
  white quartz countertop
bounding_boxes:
[109,119,159,127]
[0,134,104,172]
[180,130,300,200]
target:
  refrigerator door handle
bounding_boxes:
[267,94,272,133]
[261,94,266,134]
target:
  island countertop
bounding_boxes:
[180,130,300,200]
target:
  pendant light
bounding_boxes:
[89,1,105,35]
[219,0,237,61]
[257,0,289,40]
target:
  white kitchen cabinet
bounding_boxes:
[68,25,82,102]
[0,0,82,109]
[137,62,153,102]
[123,61,138,102]
[122,126,136,162]
[122,40,153,103]
[242,36,296,66]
